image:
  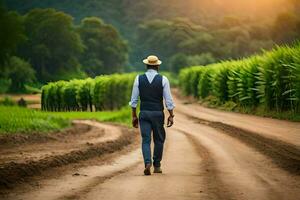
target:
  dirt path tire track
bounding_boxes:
[174,115,300,200]
[56,152,140,200]
[1,93,300,200]
[54,117,300,200]
[3,148,142,200]
[173,89,300,146]
[1,114,299,200]
[178,129,234,200]
[187,116,300,175]
[173,92,300,175]
[0,121,137,189]
[74,129,204,200]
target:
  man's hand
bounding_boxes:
[132,116,139,128]
[167,115,174,127]
[131,107,139,128]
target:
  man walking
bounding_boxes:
[129,55,175,176]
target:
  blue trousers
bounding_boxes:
[139,111,166,168]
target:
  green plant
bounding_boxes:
[0,106,70,133]
[0,78,11,94]
[257,45,300,112]
[179,43,300,114]
[42,73,136,112]
[198,67,214,99]
[0,105,134,134]
[212,63,230,103]
[0,96,16,106]
[77,78,94,111]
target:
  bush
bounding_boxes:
[186,53,216,66]
[0,96,16,106]
[0,78,11,94]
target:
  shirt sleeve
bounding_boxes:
[162,76,175,110]
[129,75,139,108]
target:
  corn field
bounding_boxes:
[179,44,300,113]
[41,73,137,111]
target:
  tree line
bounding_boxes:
[1,0,300,94]
[0,3,128,93]
[4,0,300,72]
[133,13,300,72]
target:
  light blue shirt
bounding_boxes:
[129,69,175,110]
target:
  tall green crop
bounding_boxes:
[198,67,214,99]
[41,73,137,112]
[227,61,241,103]
[257,46,300,111]
[238,57,260,107]
[77,78,94,111]
[179,43,300,113]
[212,63,230,102]
[190,67,205,98]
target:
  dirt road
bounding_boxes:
[1,95,300,200]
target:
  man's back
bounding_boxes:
[139,73,164,111]
[129,55,175,176]
[129,69,175,111]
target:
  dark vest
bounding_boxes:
[138,74,164,111]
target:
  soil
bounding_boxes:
[0,93,299,200]
[0,94,40,102]
[0,120,138,189]
[0,94,41,108]
[0,122,91,147]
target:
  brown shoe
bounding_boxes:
[144,164,151,176]
[153,167,162,173]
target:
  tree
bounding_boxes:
[169,53,216,74]
[179,32,214,55]
[5,56,36,93]
[212,27,251,59]
[219,16,241,29]
[186,53,216,66]
[135,18,204,70]
[77,17,129,76]
[289,0,300,17]
[272,12,300,44]
[169,53,188,73]
[19,8,85,82]
[248,24,271,40]
[3,0,293,68]
[0,3,25,66]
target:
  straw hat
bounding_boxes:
[143,55,162,65]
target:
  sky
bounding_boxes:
[190,0,290,18]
